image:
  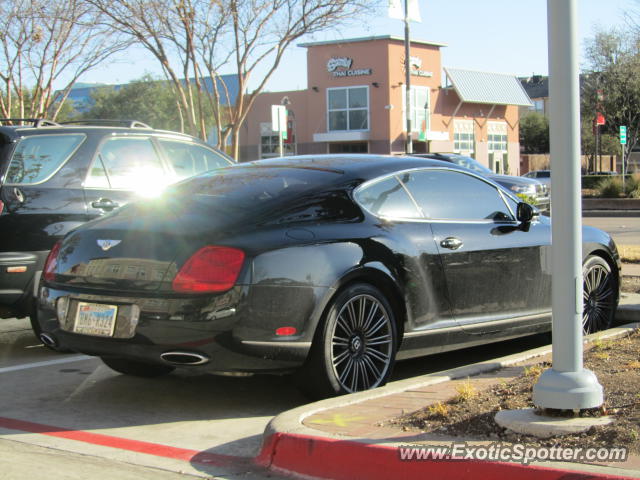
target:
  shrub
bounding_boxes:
[597,177,623,198]
[627,174,640,195]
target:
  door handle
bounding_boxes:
[440,237,463,250]
[91,198,120,211]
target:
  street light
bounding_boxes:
[532,0,603,411]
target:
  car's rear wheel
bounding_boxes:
[295,283,397,399]
[101,357,175,377]
[582,255,617,334]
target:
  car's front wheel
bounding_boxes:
[582,255,617,334]
[101,357,175,377]
[296,283,397,399]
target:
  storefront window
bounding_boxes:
[454,120,475,154]
[260,122,296,158]
[488,122,508,152]
[403,86,430,136]
[328,86,369,131]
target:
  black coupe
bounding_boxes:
[36,155,620,398]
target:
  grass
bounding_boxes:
[619,245,640,263]
[523,364,544,380]
[427,402,449,418]
[625,360,640,369]
[593,351,611,361]
[591,337,614,351]
[454,380,477,403]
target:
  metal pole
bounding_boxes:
[622,142,626,192]
[594,123,599,173]
[533,0,603,410]
[404,0,412,154]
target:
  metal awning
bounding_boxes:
[444,68,533,107]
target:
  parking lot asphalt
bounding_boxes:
[582,216,640,245]
[0,317,551,478]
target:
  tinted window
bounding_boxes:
[158,139,231,180]
[169,166,342,214]
[5,134,85,184]
[400,170,514,221]
[86,137,165,189]
[355,177,421,218]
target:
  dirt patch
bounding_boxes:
[393,331,640,453]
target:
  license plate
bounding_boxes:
[74,302,118,337]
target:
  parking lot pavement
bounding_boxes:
[0,318,550,478]
[582,216,640,245]
[1,438,221,480]
[0,318,308,478]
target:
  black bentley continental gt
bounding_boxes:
[36,155,620,398]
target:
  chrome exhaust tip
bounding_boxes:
[39,333,57,348]
[160,351,209,366]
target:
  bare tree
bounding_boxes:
[0,0,130,122]
[583,29,640,170]
[221,0,378,159]
[87,0,233,143]
[89,0,378,158]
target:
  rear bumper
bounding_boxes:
[0,251,47,317]
[36,283,328,373]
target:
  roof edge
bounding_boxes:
[299,35,446,48]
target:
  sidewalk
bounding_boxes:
[257,296,640,480]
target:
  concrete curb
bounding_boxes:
[583,210,640,217]
[257,323,640,480]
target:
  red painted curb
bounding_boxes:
[257,432,629,480]
[0,416,247,468]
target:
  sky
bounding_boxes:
[76,0,633,92]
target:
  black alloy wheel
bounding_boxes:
[296,283,397,399]
[101,357,175,377]
[582,255,617,334]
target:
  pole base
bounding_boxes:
[533,368,603,410]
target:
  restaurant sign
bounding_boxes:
[409,56,433,78]
[327,57,372,77]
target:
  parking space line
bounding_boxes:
[0,355,92,374]
[0,416,249,467]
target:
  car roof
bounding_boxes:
[240,154,468,183]
[0,122,203,144]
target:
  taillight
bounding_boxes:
[43,241,62,283]
[0,200,4,214]
[172,246,245,293]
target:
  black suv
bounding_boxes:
[0,119,232,332]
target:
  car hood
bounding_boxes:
[489,174,540,188]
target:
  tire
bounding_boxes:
[101,357,175,378]
[295,283,398,399]
[582,255,618,334]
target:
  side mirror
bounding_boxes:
[517,202,535,225]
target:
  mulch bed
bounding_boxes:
[392,330,640,453]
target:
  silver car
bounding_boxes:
[413,153,550,213]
